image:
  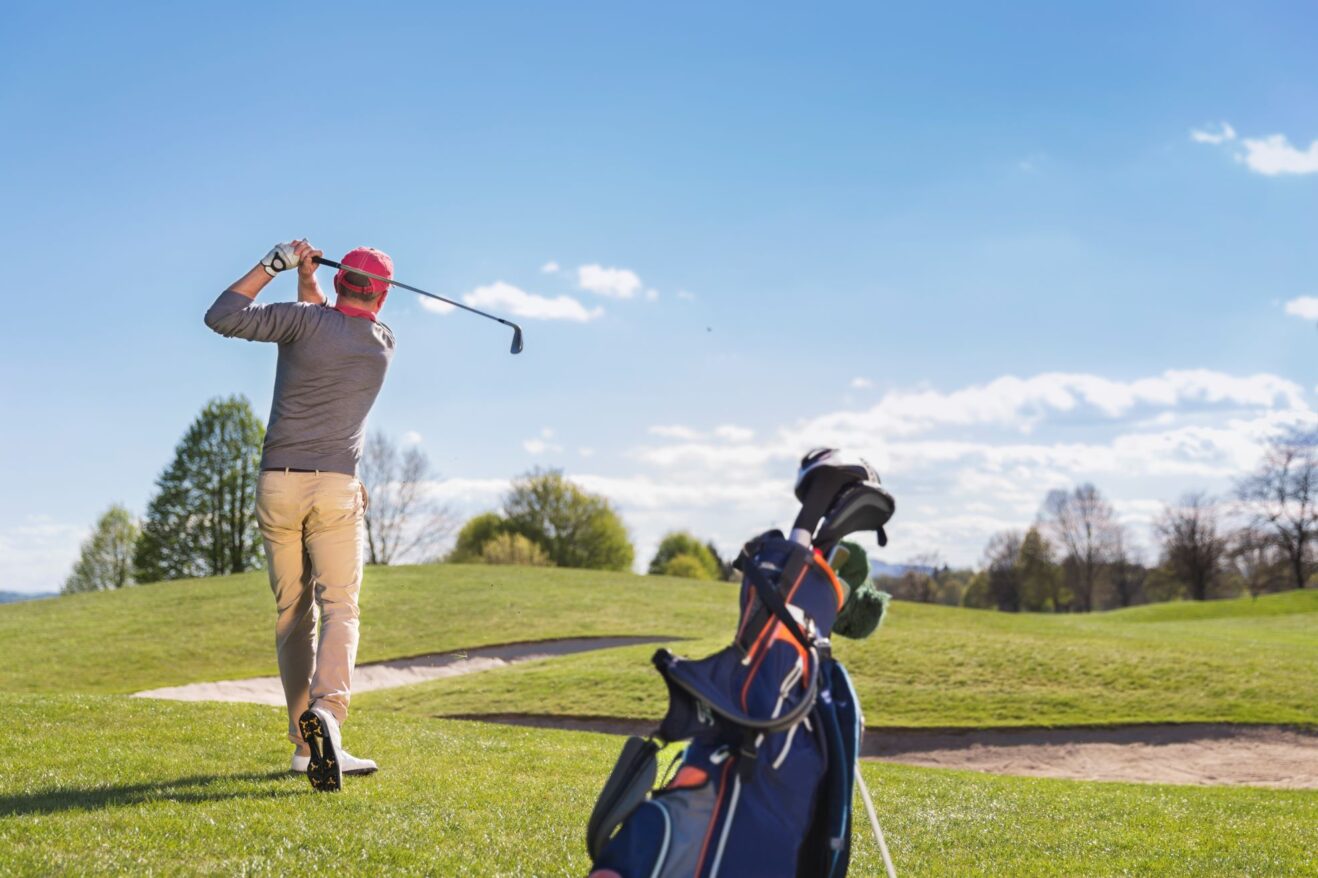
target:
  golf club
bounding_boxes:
[314,256,524,354]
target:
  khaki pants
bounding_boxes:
[255,470,367,752]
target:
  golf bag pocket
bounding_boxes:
[589,743,726,878]
[587,736,660,862]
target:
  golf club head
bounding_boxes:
[814,481,896,551]
[791,448,879,539]
[510,325,524,355]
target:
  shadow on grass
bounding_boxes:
[0,770,298,817]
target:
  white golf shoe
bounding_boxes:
[296,706,379,791]
[291,749,376,776]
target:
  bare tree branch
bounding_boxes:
[359,432,457,565]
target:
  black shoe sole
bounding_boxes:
[298,710,342,793]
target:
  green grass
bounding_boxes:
[363,583,1318,728]
[3,569,1315,875]
[2,695,1314,877]
[3,565,1314,730]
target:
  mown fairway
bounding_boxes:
[3,695,1315,877]
[2,566,1315,876]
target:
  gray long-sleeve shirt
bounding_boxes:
[205,290,395,476]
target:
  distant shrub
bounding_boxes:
[479,533,552,567]
[448,512,508,562]
[649,532,721,580]
[662,553,714,580]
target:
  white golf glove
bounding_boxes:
[261,242,299,276]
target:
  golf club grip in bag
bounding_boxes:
[587,533,862,878]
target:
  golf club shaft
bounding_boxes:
[313,256,524,350]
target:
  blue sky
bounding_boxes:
[2,1,1316,592]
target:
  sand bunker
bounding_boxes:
[132,636,673,706]
[133,639,1316,789]
[446,714,1318,789]
[863,723,1318,789]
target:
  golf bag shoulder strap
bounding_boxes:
[740,542,815,652]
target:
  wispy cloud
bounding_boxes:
[464,282,603,322]
[850,377,873,389]
[419,297,455,315]
[1284,296,1318,321]
[1189,122,1236,145]
[578,264,642,299]
[540,261,560,274]
[401,430,424,445]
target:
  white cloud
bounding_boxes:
[645,288,660,302]
[578,264,643,299]
[540,261,560,274]
[464,282,603,322]
[850,377,873,390]
[616,368,1314,569]
[1191,122,1318,176]
[419,297,455,315]
[579,447,596,458]
[1239,133,1318,176]
[1283,296,1318,321]
[676,290,696,301]
[714,425,755,442]
[1190,122,1236,145]
[401,430,424,446]
[0,515,88,595]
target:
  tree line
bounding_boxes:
[64,397,641,592]
[882,427,1317,612]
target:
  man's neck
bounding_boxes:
[334,298,378,321]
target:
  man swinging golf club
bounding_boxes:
[204,240,395,792]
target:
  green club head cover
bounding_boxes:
[833,540,890,640]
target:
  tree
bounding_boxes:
[359,431,456,565]
[1236,427,1317,590]
[983,531,1024,612]
[63,505,140,594]
[135,396,264,582]
[1108,531,1146,608]
[1018,527,1063,611]
[448,512,508,563]
[1229,526,1285,598]
[478,533,552,566]
[706,541,736,581]
[1156,492,1226,601]
[1040,484,1121,612]
[662,554,715,580]
[649,532,721,580]
[960,570,992,609]
[502,469,634,571]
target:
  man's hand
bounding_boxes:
[261,241,300,277]
[295,240,324,278]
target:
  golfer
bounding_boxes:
[204,240,395,792]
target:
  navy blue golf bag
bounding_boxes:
[587,531,865,878]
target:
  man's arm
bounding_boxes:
[204,241,317,342]
[294,239,327,305]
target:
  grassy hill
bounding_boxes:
[4,564,1314,728]
[2,565,1315,875]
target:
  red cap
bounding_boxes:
[335,247,394,296]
